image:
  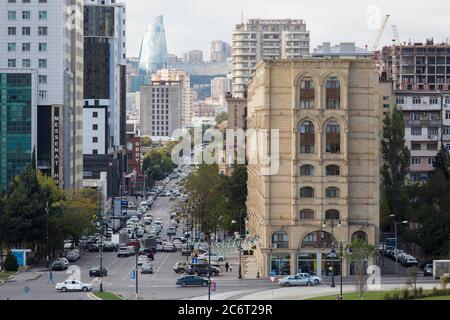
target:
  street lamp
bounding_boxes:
[390,215,408,276]
[322,219,341,288]
[232,213,243,280]
[45,201,50,269]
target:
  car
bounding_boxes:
[89,266,108,277]
[296,273,323,285]
[198,253,225,262]
[141,263,154,274]
[279,274,314,287]
[51,261,68,271]
[403,256,419,267]
[138,248,155,261]
[167,227,177,236]
[87,244,100,252]
[66,250,81,262]
[56,280,93,292]
[173,239,183,249]
[138,255,150,266]
[187,264,220,276]
[173,261,189,274]
[163,242,176,252]
[101,242,115,252]
[117,247,130,257]
[55,258,69,267]
[424,264,433,276]
[176,275,209,287]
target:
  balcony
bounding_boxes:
[405,119,441,127]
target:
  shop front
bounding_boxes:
[270,253,291,276]
[297,252,341,276]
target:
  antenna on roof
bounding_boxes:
[241,9,244,24]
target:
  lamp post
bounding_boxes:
[322,219,341,288]
[46,201,50,269]
[232,213,243,280]
[390,215,408,276]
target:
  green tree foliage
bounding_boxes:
[215,112,228,125]
[142,144,177,182]
[380,106,411,227]
[141,136,152,147]
[4,251,19,272]
[221,165,248,232]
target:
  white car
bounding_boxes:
[138,255,150,266]
[163,242,175,252]
[198,253,225,262]
[56,280,92,292]
[55,258,69,267]
[296,273,323,285]
[173,239,183,249]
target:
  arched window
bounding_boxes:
[326,165,340,176]
[299,121,315,154]
[272,232,289,248]
[299,209,314,220]
[301,231,335,248]
[326,77,341,109]
[300,187,314,198]
[352,231,368,242]
[326,122,341,154]
[325,187,340,198]
[299,78,315,109]
[325,210,340,220]
[300,165,314,176]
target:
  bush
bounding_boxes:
[4,252,19,272]
[401,288,410,300]
[391,290,400,300]
[417,287,424,298]
[440,275,449,291]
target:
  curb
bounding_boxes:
[87,293,102,300]
[25,274,42,282]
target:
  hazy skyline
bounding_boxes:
[125,0,450,58]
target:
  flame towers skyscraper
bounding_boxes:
[139,15,168,76]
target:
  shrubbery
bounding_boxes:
[4,252,19,272]
[384,287,450,300]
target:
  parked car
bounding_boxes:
[163,242,176,252]
[141,263,153,274]
[56,280,92,292]
[176,275,209,287]
[402,256,419,267]
[55,257,69,267]
[66,250,81,262]
[279,274,314,287]
[173,261,189,274]
[89,266,108,277]
[87,244,100,252]
[117,247,130,258]
[296,273,323,285]
[198,253,225,262]
[51,260,68,271]
[187,264,220,276]
[127,246,137,255]
[167,227,177,236]
[424,264,433,277]
[101,242,115,252]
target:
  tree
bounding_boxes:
[433,147,449,178]
[142,144,177,183]
[221,165,248,232]
[141,136,152,147]
[345,238,377,299]
[4,251,19,272]
[215,112,228,125]
[406,267,420,298]
[380,105,411,228]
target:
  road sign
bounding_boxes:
[121,200,129,208]
[192,258,198,264]
[130,270,136,280]
[211,281,217,292]
[270,277,276,283]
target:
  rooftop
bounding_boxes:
[313,42,373,57]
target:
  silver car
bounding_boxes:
[278,274,314,287]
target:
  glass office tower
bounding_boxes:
[139,15,168,76]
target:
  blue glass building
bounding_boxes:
[139,15,168,76]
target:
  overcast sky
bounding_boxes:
[125,0,450,58]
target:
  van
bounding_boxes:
[167,227,176,236]
[156,240,163,252]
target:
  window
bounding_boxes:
[92,137,98,143]
[22,59,30,68]
[7,43,16,51]
[39,11,47,20]
[412,97,421,104]
[38,75,47,84]
[22,27,31,36]
[428,158,434,166]
[92,124,98,131]
[299,121,315,154]
[427,143,438,151]
[326,77,341,109]
[326,165,340,176]
[22,11,31,20]
[272,232,289,248]
[93,149,98,155]
[8,59,16,67]
[411,143,421,151]
[411,127,422,136]
[430,97,439,105]
[326,122,341,153]
[446,111,450,120]
[325,187,340,198]
[299,209,314,220]
[93,112,98,118]
[325,210,340,220]
[411,157,421,165]
[396,97,405,104]
[300,78,315,109]
[38,27,48,36]
[22,43,31,51]
[445,127,450,135]
[300,165,314,176]
[8,11,16,20]
[428,127,439,136]
[300,187,314,198]
[8,27,16,35]
[38,59,47,68]
[38,43,47,52]
[38,90,47,99]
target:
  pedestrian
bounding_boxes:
[225,262,229,272]
[47,270,54,285]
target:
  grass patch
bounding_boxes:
[0,271,16,281]
[417,295,450,300]
[308,291,389,301]
[93,291,124,300]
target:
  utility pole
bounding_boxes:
[238,210,242,280]
[135,246,139,300]
[46,201,50,268]
[208,239,211,301]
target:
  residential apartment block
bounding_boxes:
[246,52,381,277]
[232,18,310,98]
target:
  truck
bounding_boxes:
[111,233,128,246]
[433,260,450,279]
[144,236,157,254]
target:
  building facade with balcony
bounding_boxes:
[246,56,381,277]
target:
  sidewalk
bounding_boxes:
[6,269,43,283]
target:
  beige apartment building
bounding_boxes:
[246,55,382,277]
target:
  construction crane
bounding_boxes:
[391,25,400,45]
[391,25,401,87]
[373,14,391,74]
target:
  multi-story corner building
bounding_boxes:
[183,50,203,64]
[152,69,192,127]
[381,40,450,181]
[83,0,127,157]
[232,18,310,98]
[246,50,381,277]
[211,77,231,99]
[210,40,231,63]
[0,0,84,190]
[226,95,247,130]
[139,80,182,139]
